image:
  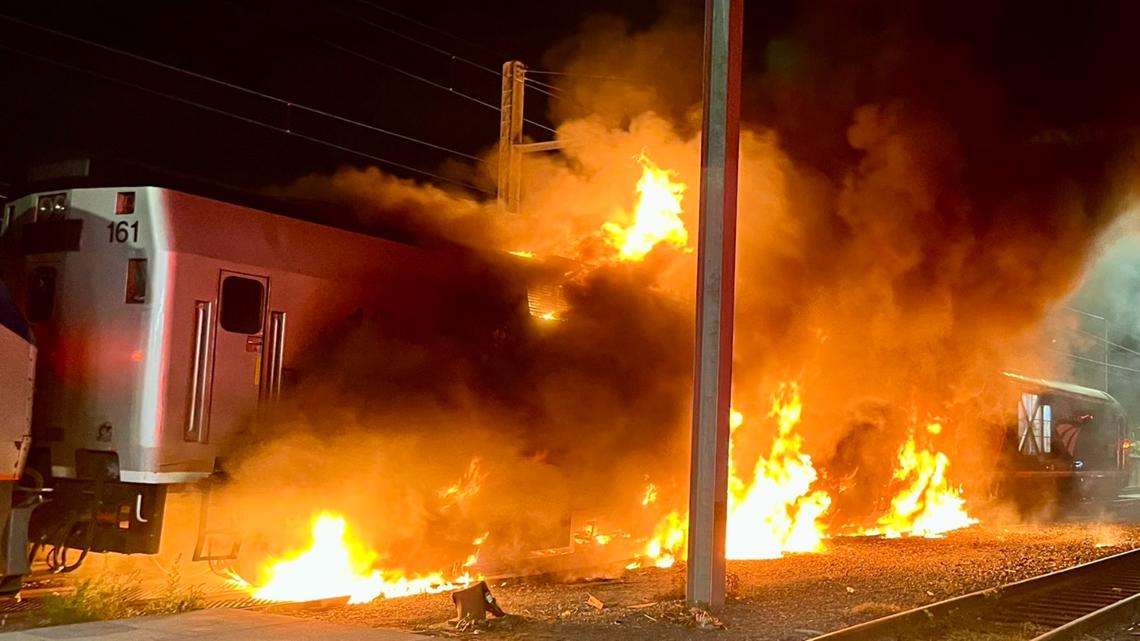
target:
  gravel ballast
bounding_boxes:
[280,522,1140,640]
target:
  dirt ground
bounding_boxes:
[278,522,1140,640]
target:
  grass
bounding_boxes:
[41,574,138,624]
[41,557,205,626]
[146,557,206,616]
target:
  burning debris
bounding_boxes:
[238,512,479,604]
[854,423,979,539]
[626,384,978,571]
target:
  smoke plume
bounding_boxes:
[223,1,1140,574]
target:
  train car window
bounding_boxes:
[1018,394,1051,454]
[27,266,56,322]
[220,276,264,334]
[115,192,136,215]
[125,259,147,304]
[21,220,83,254]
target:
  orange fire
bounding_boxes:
[641,482,658,506]
[244,512,478,604]
[601,153,689,261]
[857,422,978,538]
[641,509,687,569]
[438,457,485,505]
[633,383,833,567]
[725,384,832,559]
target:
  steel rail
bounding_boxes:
[812,546,1140,641]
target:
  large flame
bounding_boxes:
[634,383,833,567]
[858,422,978,538]
[601,153,688,261]
[725,384,832,559]
[247,512,478,604]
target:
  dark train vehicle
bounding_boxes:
[996,372,1130,507]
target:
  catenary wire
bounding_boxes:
[0,13,489,164]
[0,43,495,194]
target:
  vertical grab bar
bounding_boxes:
[262,311,287,402]
[185,300,214,443]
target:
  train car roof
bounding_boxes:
[1002,371,1117,404]
[7,156,582,280]
[9,156,471,251]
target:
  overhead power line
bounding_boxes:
[221,2,559,136]
[523,80,565,101]
[526,69,640,83]
[1052,349,1140,376]
[347,0,507,61]
[0,13,489,165]
[319,39,557,135]
[330,6,499,77]
[525,76,566,93]
[0,43,493,195]
[1068,325,1140,359]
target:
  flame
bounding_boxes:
[641,482,658,506]
[247,512,477,604]
[858,423,978,538]
[725,384,832,559]
[633,384,832,567]
[463,532,489,568]
[642,510,687,568]
[438,458,485,505]
[601,154,688,261]
[508,250,535,258]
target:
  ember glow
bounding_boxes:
[857,423,978,539]
[641,482,658,506]
[725,384,832,559]
[246,512,478,604]
[601,153,689,261]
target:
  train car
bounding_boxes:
[0,283,35,591]
[0,185,531,578]
[995,372,1130,508]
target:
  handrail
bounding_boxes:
[185,300,214,443]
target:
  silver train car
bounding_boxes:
[0,185,511,579]
[0,297,35,591]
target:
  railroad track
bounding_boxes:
[816,546,1140,641]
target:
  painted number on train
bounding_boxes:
[106,221,139,244]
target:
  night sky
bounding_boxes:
[0,0,707,197]
[1,1,1138,201]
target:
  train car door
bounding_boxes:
[199,271,268,444]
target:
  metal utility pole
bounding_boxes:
[687,0,743,612]
[497,60,526,213]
